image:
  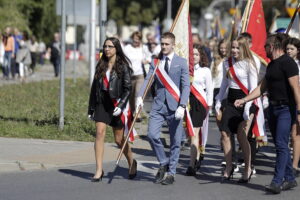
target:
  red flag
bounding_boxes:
[246,0,270,64]
[170,0,194,76]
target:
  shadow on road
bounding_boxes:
[58,169,93,180]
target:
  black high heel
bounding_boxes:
[221,167,234,182]
[128,159,137,179]
[91,170,104,182]
[237,170,253,184]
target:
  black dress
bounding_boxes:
[189,93,207,127]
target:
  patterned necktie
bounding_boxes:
[164,57,169,74]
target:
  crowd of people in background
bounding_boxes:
[0,26,48,82]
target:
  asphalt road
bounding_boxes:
[0,115,299,200]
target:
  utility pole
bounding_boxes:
[89,0,96,86]
[100,0,107,49]
[72,0,77,83]
[59,0,66,130]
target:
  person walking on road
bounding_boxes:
[235,33,300,194]
[136,32,190,185]
[185,44,213,176]
[88,37,137,182]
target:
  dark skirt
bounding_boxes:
[189,93,208,127]
[220,88,246,134]
[93,90,123,128]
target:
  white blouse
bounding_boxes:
[216,58,258,120]
[124,44,144,76]
[296,59,300,85]
[193,64,213,106]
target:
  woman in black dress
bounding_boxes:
[88,37,137,181]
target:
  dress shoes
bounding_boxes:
[265,182,281,194]
[161,174,175,185]
[154,165,168,184]
[91,170,104,182]
[128,159,138,180]
[281,180,297,191]
[185,166,196,176]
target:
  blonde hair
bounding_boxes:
[212,39,228,78]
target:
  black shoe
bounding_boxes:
[154,165,168,184]
[91,170,104,182]
[281,180,297,191]
[128,159,137,180]
[221,167,234,183]
[195,159,201,171]
[185,166,196,176]
[237,170,253,184]
[161,174,175,185]
[265,182,281,194]
[293,168,300,177]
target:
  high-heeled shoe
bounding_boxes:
[237,170,253,183]
[221,167,234,182]
[91,170,104,182]
[128,159,137,179]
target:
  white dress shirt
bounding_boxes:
[211,60,224,89]
[216,58,258,120]
[161,52,175,72]
[124,44,144,76]
[193,64,213,106]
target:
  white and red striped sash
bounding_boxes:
[191,83,209,152]
[154,59,195,137]
[228,57,263,140]
[103,75,137,142]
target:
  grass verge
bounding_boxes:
[0,78,114,142]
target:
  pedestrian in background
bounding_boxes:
[49,33,60,77]
[285,37,300,177]
[88,37,137,182]
[3,27,15,79]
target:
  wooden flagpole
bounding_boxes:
[116,61,160,165]
[286,2,300,34]
[241,0,253,33]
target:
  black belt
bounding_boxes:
[269,100,289,106]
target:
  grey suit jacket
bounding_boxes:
[138,53,190,111]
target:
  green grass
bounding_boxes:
[0,79,114,142]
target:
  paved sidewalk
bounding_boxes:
[0,126,151,174]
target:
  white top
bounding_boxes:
[211,60,224,89]
[216,58,258,120]
[295,59,300,85]
[193,64,213,106]
[124,44,144,76]
[161,52,174,72]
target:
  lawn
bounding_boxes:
[0,79,114,142]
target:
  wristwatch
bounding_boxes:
[180,104,186,108]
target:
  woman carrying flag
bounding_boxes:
[186,44,213,176]
[88,37,137,182]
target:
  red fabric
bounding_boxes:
[228,58,249,95]
[188,14,194,77]
[155,69,180,102]
[190,85,209,111]
[103,76,135,141]
[246,0,270,64]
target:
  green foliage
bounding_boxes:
[0,79,114,142]
[0,0,59,45]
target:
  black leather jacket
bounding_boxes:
[88,65,132,115]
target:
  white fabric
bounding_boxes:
[124,44,144,76]
[211,60,223,89]
[175,106,185,120]
[135,96,144,111]
[162,52,174,72]
[215,58,258,120]
[193,64,213,106]
[112,107,122,116]
[296,59,300,85]
[106,70,110,81]
[253,54,266,83]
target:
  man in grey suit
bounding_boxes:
[136,32,190,185]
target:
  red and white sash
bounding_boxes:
[191,83,210,152]
[154,59,195,137]
[228,58,266,143]
[103,75,138,142]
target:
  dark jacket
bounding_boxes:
[88,65,132,115]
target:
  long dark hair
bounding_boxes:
[285,37,300,60]
[94,37,131,79]
[193,44,209,67]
